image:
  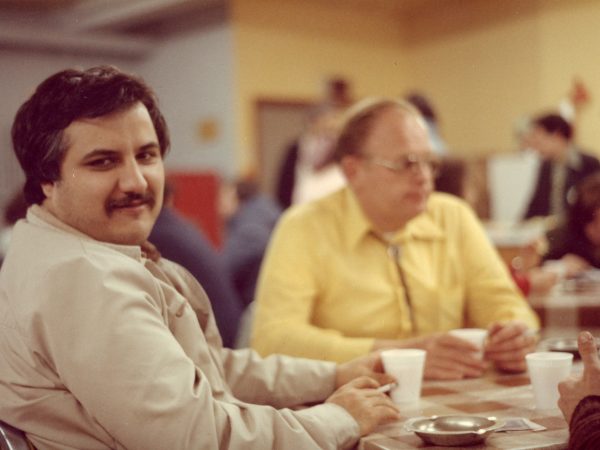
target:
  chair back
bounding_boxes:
[0,421,31,450]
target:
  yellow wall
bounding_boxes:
[538,0,600,152]
[401,0,543,155]
[232,0,600,171]
[231,0,410,172]
[402,0,600,156]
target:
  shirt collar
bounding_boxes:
[27,204,145,261]
[565,146,582,170]
[344,188,373,248]
[343,188,445,248]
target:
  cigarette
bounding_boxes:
[376,382,397,393]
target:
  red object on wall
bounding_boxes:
[167,171,222,248]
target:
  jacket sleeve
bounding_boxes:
[568,395,600,450]
[523,162,549,220]
[219,347,338,407]
[37,257,359,450]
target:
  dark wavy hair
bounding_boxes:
[11,65,170,205]
[533,113,573,140]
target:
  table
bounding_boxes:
[529,276,600,328]
[359,369,571,450]
[360,276,600,450]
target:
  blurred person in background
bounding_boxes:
[522,113,599,220]
[220,176,281,308]
[404,91,447,156]
[252,97,539,381]
[291,108,347,205]
[434,158,558,297]
[543,171,600,275]
[276,77,352,209]
[149,182,244,348]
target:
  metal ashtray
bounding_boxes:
[405,415,504,446]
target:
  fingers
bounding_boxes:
[327,380,401,436]
[557,376,581,424]
[438,333,482,353]
[487,322,503,337]
[336,352,389,388]
[558,375,579,396]
[425,365,469,381]
[344,376,381,390]
[486,336,535,373]
[422,334,487,380]
[356,352,380,371]
[485,337,535,362]
[487,321,528,346]
[370,372,398,386]
[369,351,386,373]
[486,325,536,354]
[492,359,527,373]
[578,331,600,373]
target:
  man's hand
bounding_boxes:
[373,334,487,380]
[326,376,401,436]
[335,352,396,389]
[561,254,591,278]
[485,321,536,373]
[558,331,600,423]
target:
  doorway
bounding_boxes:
[255,98,315,201]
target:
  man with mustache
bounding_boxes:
[252,98,540,380]
[0,66,399,449]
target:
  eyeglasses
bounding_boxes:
[361,153,440,176]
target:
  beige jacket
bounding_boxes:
[0,206,358,450]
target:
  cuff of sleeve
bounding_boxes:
[569,395,600,449]
[296,403,360,450]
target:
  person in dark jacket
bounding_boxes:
[523,113,600,219]
[221,178,281,307]
[150,185,244,347]
[544,172,600,275]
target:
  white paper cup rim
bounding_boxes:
[526,351,573,366]
[381,349,426,358]
[449,328,488,337]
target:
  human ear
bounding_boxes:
[41,182,55,199]
[340,156,359,180]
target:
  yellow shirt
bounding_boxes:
[251,188,539,363]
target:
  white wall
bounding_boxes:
[0,23,235,219]
[139,24,236,177]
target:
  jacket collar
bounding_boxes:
[27,204,145,261]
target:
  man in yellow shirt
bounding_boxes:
[252,98,540,380]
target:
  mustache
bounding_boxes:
[106,192,155,212]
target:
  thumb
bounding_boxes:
[578,331,600,371]
[369,372,397,386]
[347,376,380,390]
